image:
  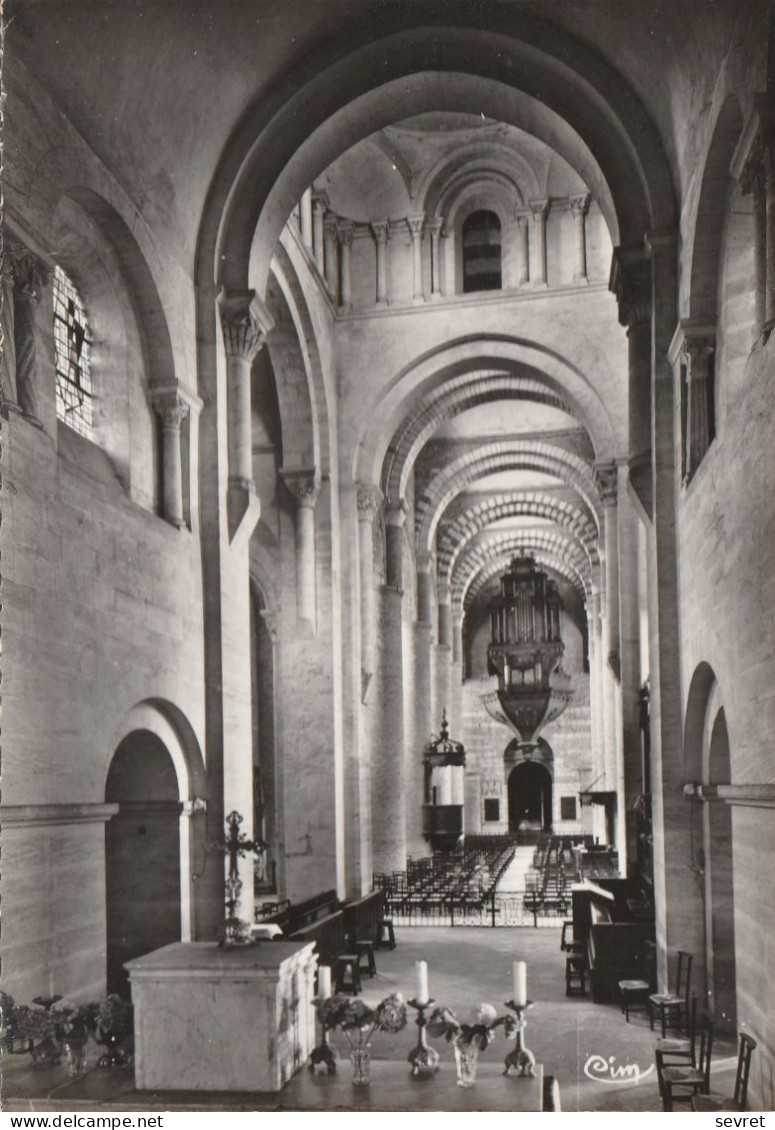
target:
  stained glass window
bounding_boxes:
[53,266,93,438]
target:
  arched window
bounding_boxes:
[462,210,502,292]
[53,265,93,438]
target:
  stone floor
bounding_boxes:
[1,926,739,1112]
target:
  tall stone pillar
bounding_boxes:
[762,108,775,330]
[433,595,453,735]
[595,463,621,681]
[153,391,190,527]
[300,188,314,250]
[1,256,19,416]
[517,213,530,285]
[586,584,602,781]
[648,228,703,987]
[569,194,590,281]
[357,485,382,701]
[407,214,425,301]
[9,243,50,425]
[370,220,389,305]
[449,614,464,735]
[372,504,407,872]
[218,290,273,490]
[742,138,767,333]
[338,223,354,311]
[281,469,322,631]
[617,463,642,874]
[530,200,549,285]
[682,329,716,478]
[611,248,652,515]
[427,219,443,298]
[323,214,340,299]
[312,191,328,275]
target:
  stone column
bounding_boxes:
[761,109,775,330]
[323,214,340,299]
[530,200,549,285]
[449,614,464,735]
[586,584,602,780]
[516,213,530,285]
[153,391,190,527]
[742,139,767,333]
[312,191,328,275]
[617,463,642,874]
[611,249,652,512]
[407,213,425,301]
[569,194,590,281]
[683,330,716,478]
[1,255,19,415]
[338,223,354,311]
[357,484,382,701]
[9,243,50,425]
[370,220,389,305]
[408,561,434,857]
[372,504,407,872]
[281,469,322,630]
[427,218,443,298]
[595,463,621,681]
[300,188,313,250]
[218,290,273,490]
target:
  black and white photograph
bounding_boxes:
[0,0,773,1116]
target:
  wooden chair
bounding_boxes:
[560,920,582,954]
[655,995,698,1103]
[649,949,692,1037]
[658,1010,713,1111]
[692,1033,757,1112]
[617,939,656,1022]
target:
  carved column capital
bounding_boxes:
[218,290,274,362]
[530,198,550,220]
[594,462,619,506]
[281,467,322,509]
[741,133,765,198]
[337,222,354,247]
[153,391,190,429]
[406,213,425,239]
[610,246,652,330]
[426,218,443,237]
[370,219,389,246]
[516,211,530,230]
[7,241,50,300]
[356,483,383,522]
[385,501,407,529]
[312,190,329,217]
[323,214,339,240]
[569,193,590,218]
[259,609,279,645]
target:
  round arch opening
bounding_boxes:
[507,759,553,834]
[105,730,182,997]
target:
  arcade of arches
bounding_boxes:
[1,0,774,1110]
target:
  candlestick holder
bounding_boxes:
[503,1000,536,1077]
[407,998,440,1076]
[309,1024,337,1075]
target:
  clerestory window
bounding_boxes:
[53,265,93,438]
[462,210,502,292]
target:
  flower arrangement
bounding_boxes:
[427,1001,516,1050]
[313,992,407,1049]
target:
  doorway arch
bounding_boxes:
[705,707,736,1030]
[508,760,553,833]
[105,730,182,996]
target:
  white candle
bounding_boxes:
[415,960,429,1005]
[513,961,527,1007]
[318,965,332,1000]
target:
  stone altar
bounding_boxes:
[126,941,317,1092]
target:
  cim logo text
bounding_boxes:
[584,1054,655,1085]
